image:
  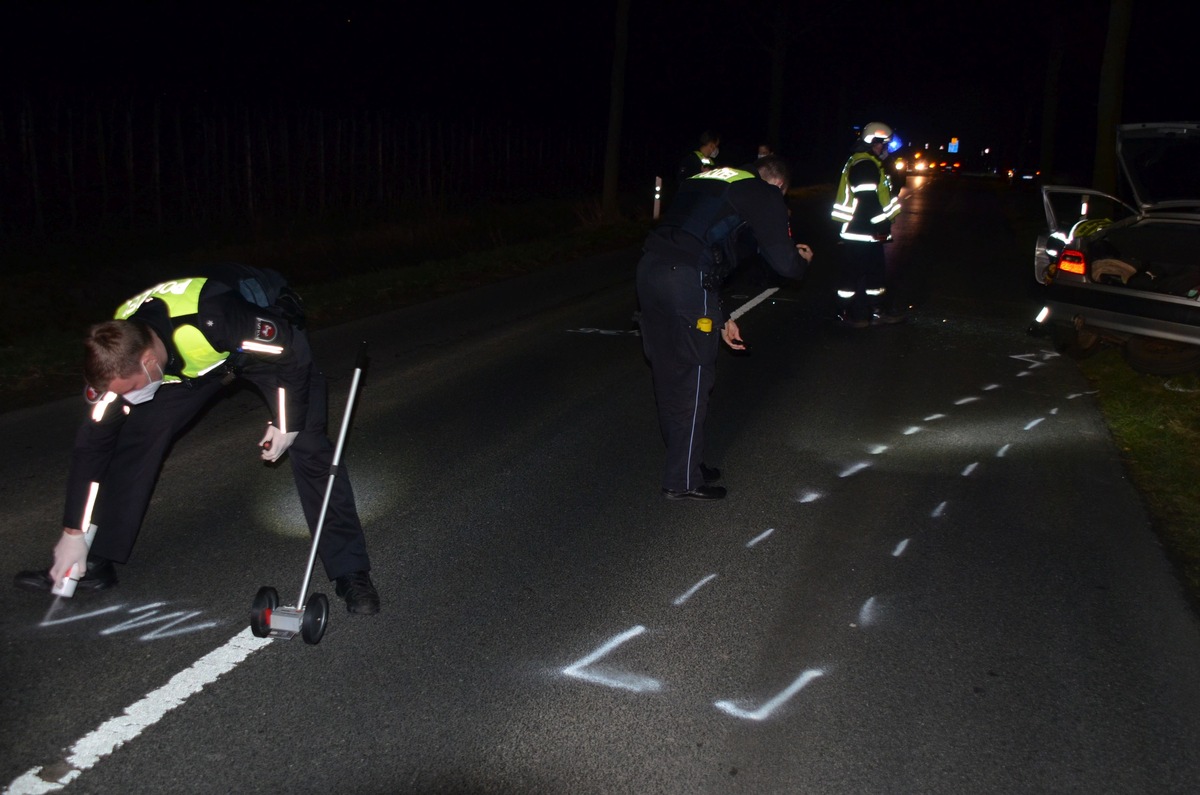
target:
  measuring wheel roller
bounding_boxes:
[250,586,279,638]
[301,592,330,645]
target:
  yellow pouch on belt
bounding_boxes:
[696,317,713,333]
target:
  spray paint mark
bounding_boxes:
[839,462,870,478]
[714,669,825,722]
[38,601,219,642]
[961,462,978,476]
[98,603,219,641]
[892,539,910,557]
[746,528,775,548]
[1024,418,1044,430]
[562,625,662,693]
[673,574,718,606]
[857,596,878,626]
[39,605,127,627]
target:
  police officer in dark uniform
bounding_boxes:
[637,156,813,500]
[676,130,721,182]
[14,263,381,614]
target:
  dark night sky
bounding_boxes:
[1,1,1189,181]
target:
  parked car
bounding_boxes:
[1030,122,1200,375]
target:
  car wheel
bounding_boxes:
[1052,326,1104,360]
[1121,336,1200,376]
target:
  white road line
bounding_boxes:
[961,462,978,476]
[997,443,1011,457]
[930,501,947,518]
[5,629,271,795]
[1024,418,1044,430]
[892,539,910,557]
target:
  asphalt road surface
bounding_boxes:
[3,175,1199,794]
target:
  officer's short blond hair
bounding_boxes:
[84,320,151,393]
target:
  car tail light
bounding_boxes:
[1059,249,1086,275]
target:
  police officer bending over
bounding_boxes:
[14,263,381,614]
[636,155,813,501]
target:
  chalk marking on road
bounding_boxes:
[562,625,662,693]
[794,490,822,503]
[566,328,640,336]
[902,426,923,435]
[5,629,271,795]
[714,669,825,721]
[892,539,910,557]
[99,605,219,641]
[839,462,870,478]
[728,287,779,321]
[37,601,219,642]
[1024,418,1044,430]
[857,596,878,626]
[923,413,946,421]
[868,444,888,455]
[961,462,978,477]
[931,501,947,518]
[673,574,718,606]
[996,443,1011,457]
[954,396,980,405]
[39,604,127,627]
[1011,352,1059,365]
[746,528,776,548]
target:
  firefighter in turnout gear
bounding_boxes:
[831,121,904,327]
[14,263,381,614]
[637,156,813,500]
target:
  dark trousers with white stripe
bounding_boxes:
[636,253,721,493]
[836,240,887,321]
[85,352,370,580]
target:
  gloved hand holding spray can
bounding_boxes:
[51,481,100,598]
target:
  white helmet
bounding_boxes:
[860,122,893,144]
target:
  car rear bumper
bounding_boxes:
[1039,281,1200,346]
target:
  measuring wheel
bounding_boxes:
[250,586,279,638]
[300,592,330,645]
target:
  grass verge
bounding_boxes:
[1079,349,1200,607]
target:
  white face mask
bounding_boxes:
[123,360,163,405]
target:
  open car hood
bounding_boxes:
[1117,122,1200,211]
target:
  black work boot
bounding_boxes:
[14,556,119,594]
[334,570,381,614]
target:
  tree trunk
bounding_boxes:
[1091,0,1131,193]
[601,0,631,224]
